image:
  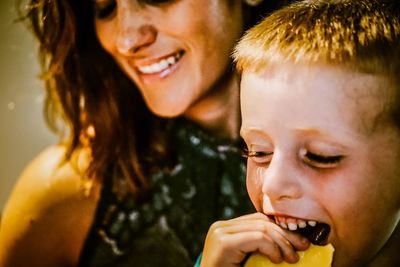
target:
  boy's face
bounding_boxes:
[240,63,400,267]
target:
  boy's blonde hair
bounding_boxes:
[234,0,400,128]
[234,0,400,75]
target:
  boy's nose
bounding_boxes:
[261,153,303,202]
[116,4,157,55]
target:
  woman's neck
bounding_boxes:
[184,71,241,140]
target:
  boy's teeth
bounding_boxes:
[138,53,181,74]
[288,222,298,231]
[308,220,317,227]
[273,216,331,245]
[280,222,288,229]
[298,220,307,228]
[274,216,317,231]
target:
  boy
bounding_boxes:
[199,0,400,266]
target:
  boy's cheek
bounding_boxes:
[246,167,264,211]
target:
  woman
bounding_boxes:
[0,0,289,266]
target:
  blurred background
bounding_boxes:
[0,0,56,212]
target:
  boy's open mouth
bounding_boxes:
[296,221,331,245]
[269,215,331,246]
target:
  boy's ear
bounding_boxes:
[243,0,264,7]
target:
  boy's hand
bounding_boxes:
[200,212,310,267]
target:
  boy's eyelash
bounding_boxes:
[242,148,343,168]
[242,148,272,158]
[305,152,343,164]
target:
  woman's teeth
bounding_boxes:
[138,52,182,74]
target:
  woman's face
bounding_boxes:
[93,0,244,117]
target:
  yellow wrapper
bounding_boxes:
[244,244,334,267]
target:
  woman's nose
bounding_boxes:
[116,5,157,55]
[261,154,303,202]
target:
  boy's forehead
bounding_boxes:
[240,63,395,135]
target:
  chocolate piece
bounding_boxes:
[297,223,331,245]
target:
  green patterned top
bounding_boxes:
[79,119,254,267]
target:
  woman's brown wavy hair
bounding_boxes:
[18,0,289,197]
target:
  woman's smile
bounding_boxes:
[94,0,244,117]
[135,50,184,82]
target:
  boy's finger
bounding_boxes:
[231,212,270,222]
[271,224,310,251]
[208,214,272,234]
[216,219,276,234]
[267,228,303,263]
[228,231,284,264]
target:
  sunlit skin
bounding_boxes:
[199,62,400,267]
[94,0,244,136]
[240,63,400,267]
[0,1,248,266]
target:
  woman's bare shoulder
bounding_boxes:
[0,144,101,267]
[2,144,100,215]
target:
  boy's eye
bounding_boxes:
[243,148,273,164]
[93,0,116,19]
[303,151,343,168]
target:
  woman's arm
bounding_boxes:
[0,145,100,267]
